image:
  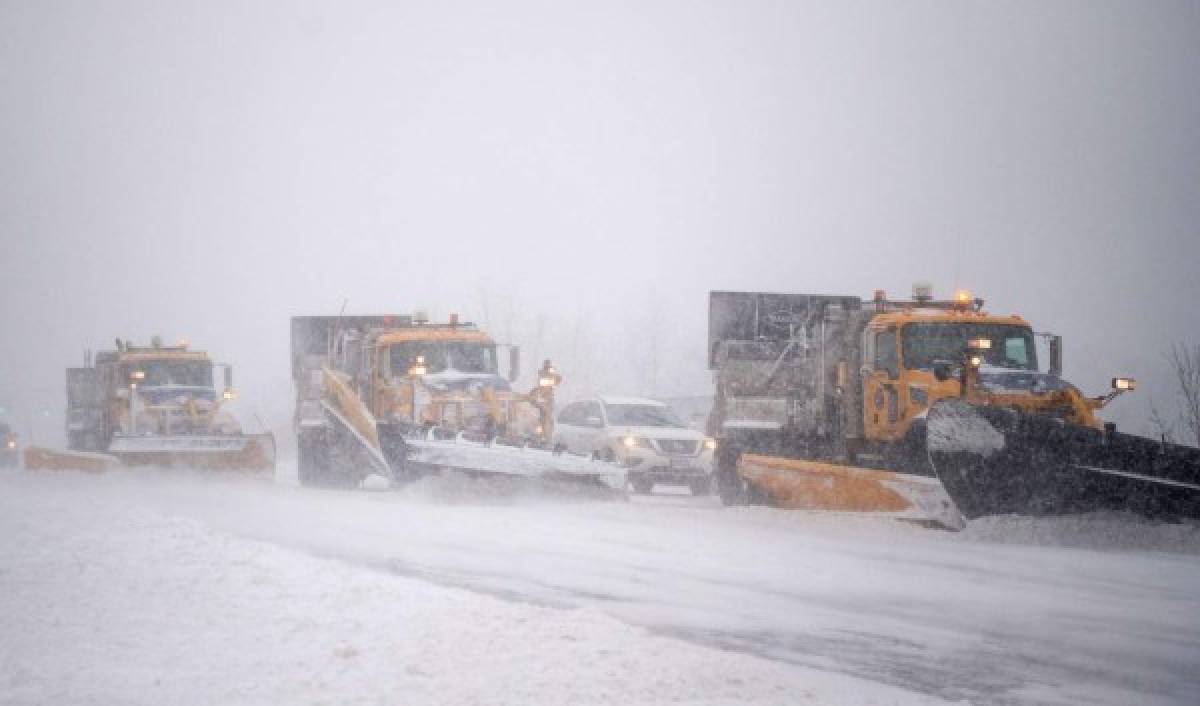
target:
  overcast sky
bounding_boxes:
[2,0,1198,442]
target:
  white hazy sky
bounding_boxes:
[2,0,1198,441]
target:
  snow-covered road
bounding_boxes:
[3,467,1199,705]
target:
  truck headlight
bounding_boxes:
[5,440,14,449]
[703,438,717,451]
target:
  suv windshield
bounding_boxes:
[390,342,498,375]
[903,323,1037,371]
[605,404,684,428]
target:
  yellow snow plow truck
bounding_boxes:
[25,338,275,473]
[708,287,1200,528]
[290,313,625,492]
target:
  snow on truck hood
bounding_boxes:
[419,371,512,393]
[975,366,1073,394]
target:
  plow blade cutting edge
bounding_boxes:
[737,454,965,530]
[926,398,1200,520]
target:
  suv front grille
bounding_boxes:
[656,439,698,455]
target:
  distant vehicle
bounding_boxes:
[0,423,17,468]
[554,396,716,495]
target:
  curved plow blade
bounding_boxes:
[927,398,1200,520]
[737,454,964,530]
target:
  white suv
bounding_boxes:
[554,396,715,495]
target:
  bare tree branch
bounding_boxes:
[1167,342,1200,447]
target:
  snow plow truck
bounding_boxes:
[708,287,1200,527]
[25,338,275,473]
[290,312,626,493]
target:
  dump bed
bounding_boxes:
[708,291,870,440]
[708,292,863,369]
[290,315,411,382]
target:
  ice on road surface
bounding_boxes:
[3,467,1199,705]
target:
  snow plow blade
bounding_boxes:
[308,400,626,494]
[106,433,276,471]
[403,433,627,494]
[927,398,1200,520]
[24,446,121,473]
[737,454,964,530]
[24,434,275,473]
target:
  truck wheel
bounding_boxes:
[715,444,746,506]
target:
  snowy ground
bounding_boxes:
[2,467,1199,706]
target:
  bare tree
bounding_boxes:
[1147,397,1176,444]
[1167,342,1200,447]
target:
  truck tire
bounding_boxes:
[715,444,746,506]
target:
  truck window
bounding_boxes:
[876,330,899,379]
[1005,336,1029,367]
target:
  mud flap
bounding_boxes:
[737,454,964,530]
[927,398,1200,520]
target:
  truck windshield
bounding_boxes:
[390,342,498,375]
[124,361,213,387]
[605,404,685,428]
[903,323,1037,371]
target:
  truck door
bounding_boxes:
[863,328,903,442]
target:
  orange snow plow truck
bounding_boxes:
[706,286,1159,529]
[25,338,275,473]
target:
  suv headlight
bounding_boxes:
[620,436,655,451]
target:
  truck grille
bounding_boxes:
[656,439,698,455]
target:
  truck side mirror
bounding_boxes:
[1049,336,1062,377]
[224,365,233,390]
[508,346,521,382]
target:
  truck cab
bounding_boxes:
[859,308,1038,445]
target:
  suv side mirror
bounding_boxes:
[508,346,521,382]
[932,361,953,382]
